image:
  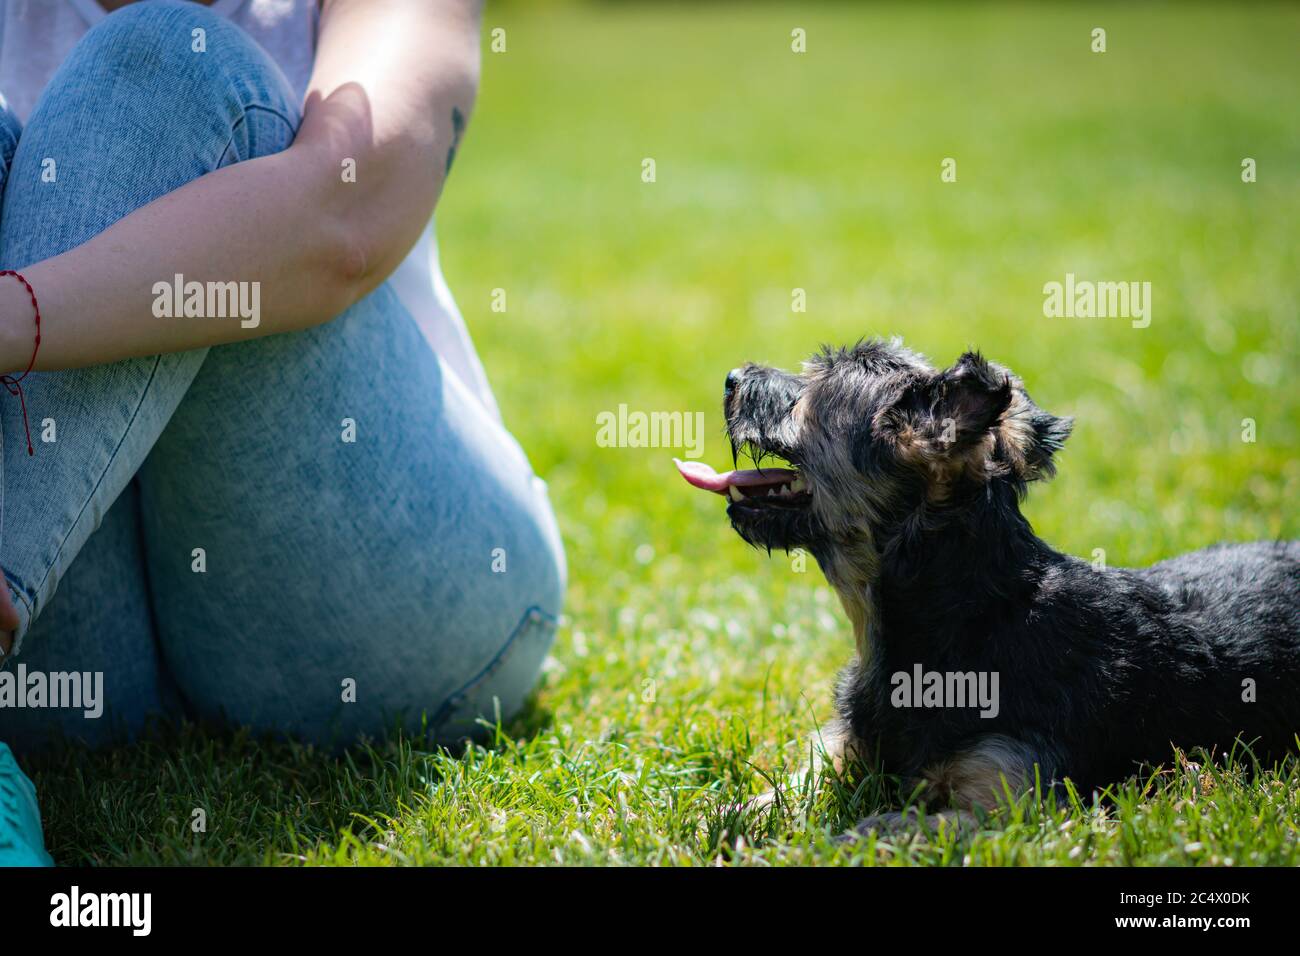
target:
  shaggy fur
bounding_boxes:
[716,339,1300,811]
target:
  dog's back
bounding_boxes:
[1135,540,1300,629]
[1120,540,1300,770]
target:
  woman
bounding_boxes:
[0,0,565,866]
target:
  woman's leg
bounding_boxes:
[6,1,564,755]
[0,1,300,865]
[0,481,172,865]
[0,2,300,655]
[139,284,566,745]
[0,97,51,867]
[1,482,180,754]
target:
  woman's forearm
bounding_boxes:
[0,142,361,373]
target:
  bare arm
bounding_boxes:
[0,0,483,373]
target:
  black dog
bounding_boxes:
[677,339,1300,814]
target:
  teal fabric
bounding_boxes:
[0,743,51,866]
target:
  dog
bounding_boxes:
[676,339,1300,822]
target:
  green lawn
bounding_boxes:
[31,1,1300,865]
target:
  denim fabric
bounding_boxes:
[0,1,565,764]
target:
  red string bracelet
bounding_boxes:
[0,269,41,456]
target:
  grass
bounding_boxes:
[27,1,1300,865]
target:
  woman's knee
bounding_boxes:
[50,1,300,164]
[3,3,300,263]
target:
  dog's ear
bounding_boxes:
[873,352,1013,496]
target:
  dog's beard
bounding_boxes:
[674,457,815,552]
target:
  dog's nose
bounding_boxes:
[724,367,742,399]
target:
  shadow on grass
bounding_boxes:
[22,694,555,866]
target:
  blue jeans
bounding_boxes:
[0,2,565,756]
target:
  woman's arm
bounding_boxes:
[0,0,483,373]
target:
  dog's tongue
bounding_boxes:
[673,458,797,495]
